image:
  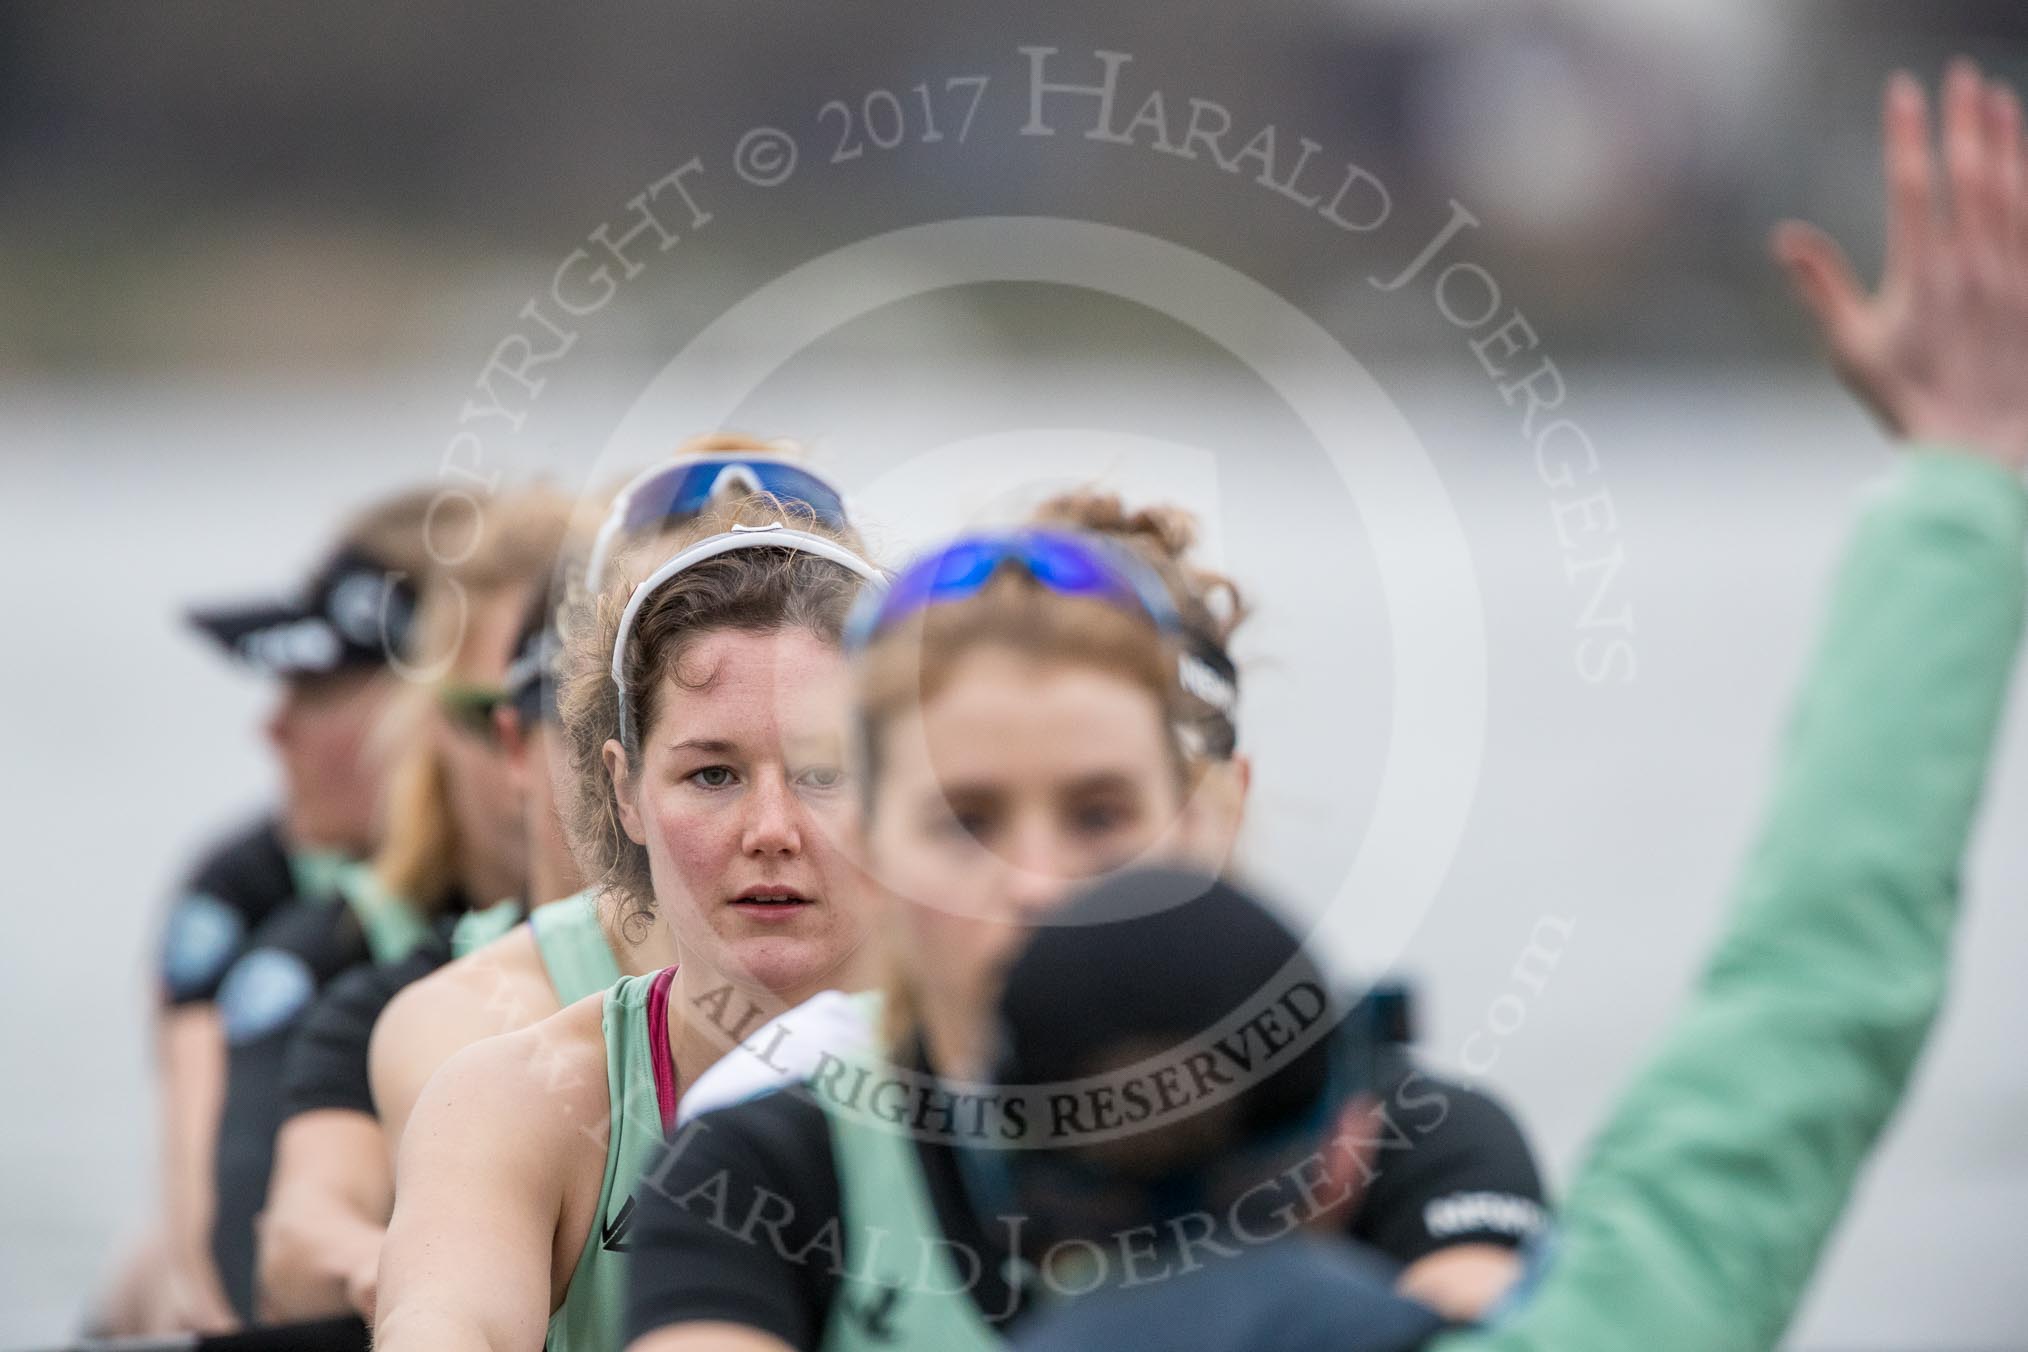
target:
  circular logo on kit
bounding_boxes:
[216,947,317,1045]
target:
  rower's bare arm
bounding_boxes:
[256,1108,391,1322]
[1395,1244,1523,1325]
[372,1036,565,1352]
[156,1003,240,1334]
[370,934,557,1154]
[626,1324,798,1352]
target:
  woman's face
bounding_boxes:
[433,588,532,903]
[266,668,396,854]
[865,645,1193,1072]
[610,627,868,999]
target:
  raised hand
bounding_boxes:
[1774,59,2028,472]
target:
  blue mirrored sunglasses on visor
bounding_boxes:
[585,456,852,588]
[846,529,1242,755]
[844,529,1185,651]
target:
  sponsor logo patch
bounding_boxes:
[162,892,245,998]
[217,947,316,1044]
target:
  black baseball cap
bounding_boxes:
[187,545,418,679]
[994,868,1346,1147]
[986,868,1364,1262]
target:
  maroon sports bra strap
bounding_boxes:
[645,965,682,1138]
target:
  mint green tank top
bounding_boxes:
[327,860,432,964]
[450,897,524,958]
[530,890,623,1004]
[545,966,680,1352]
[817,1058,1004,1352]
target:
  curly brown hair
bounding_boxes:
[556,493,875,937]
[1026,491,1249,759]
[1025,491,1249,652]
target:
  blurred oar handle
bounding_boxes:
[49,1317,369,1352]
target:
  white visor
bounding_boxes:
[609,523,886,746]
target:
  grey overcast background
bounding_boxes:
[4,3,2027,1349]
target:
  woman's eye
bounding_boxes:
[929,809,992,843]
[1071,801,1132,837]
[688,765,737,790]
[799,765,847,791]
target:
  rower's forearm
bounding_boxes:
[258,1189,385,1322]
[158,1008,226,1260]
[372,1302,539,1352]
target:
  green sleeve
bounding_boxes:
[1440,449,2027,1352]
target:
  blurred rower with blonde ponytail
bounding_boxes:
[255,486,573,1322]
[366,487,577,935]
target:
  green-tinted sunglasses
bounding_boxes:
[438,682,511,740]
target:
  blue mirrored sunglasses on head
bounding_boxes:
[586,455,852,588]
[844,529,1183,651]
[617,457,849,533]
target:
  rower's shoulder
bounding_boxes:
[404,993,614,1168]
[497,990,613,1100]
[378,924,554,1050]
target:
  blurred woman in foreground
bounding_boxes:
[664,488,1548,1323]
